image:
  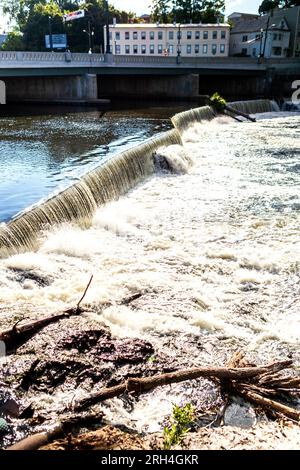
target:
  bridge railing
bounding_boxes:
[0,51,105,64]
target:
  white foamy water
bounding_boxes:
[0,112,299,431]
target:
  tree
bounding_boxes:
[151,0,225,24]
[259,0,300,13]
[0,31,25,51]
[1,0,136,52]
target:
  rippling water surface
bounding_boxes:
[0,103,186,221]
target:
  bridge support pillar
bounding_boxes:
[98,74,199,99]
[5,74,98,102]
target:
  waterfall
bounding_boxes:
[171,105,216,133]
[0,129,181,258]
[227,99,276,114]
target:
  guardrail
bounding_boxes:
[0,51,105,63]
[0,51,299,69]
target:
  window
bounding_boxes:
[242,35,248,42]
[150,31,155,40]
[177,30,182,40]
[141,45,146,54]
[133,31,138,40]
[125,31,130,40]
[255,34,261,40]
[150,44,155,54]
[252,48,257,57]
[187,31,192,39]
[273,33,278,41]
[195,31,200,39]
[272,46,282,56]
[158,44,163,54]
[133,45,138,54]
[212,44,217,55]
[203,31,208,39]
[195,44,199,54]
[212,31,217,39]
[278,33,282,41]
[187,44,192,54]
[203,44,208,54]
[169,31,174,40]
[141,31,146,40]
[115,32,120,40]
[115,44,121,54]
[125,45,130,54]
[241,48,247,55]
[221,30,226,39]
[158,31,163,40]
[220,44,225,54]
[169,45,174,54]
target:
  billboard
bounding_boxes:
[45,34,67,49]
[63,10,85,22]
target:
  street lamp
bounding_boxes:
[105,0,111,54]
[83,20,94,53]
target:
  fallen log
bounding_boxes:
[0,275,93,353]
[234,386,300,422]
[74,360,292,411]
[6,358,299,450]
[6,412,103,451]
[223,104,256,122]
[205,94,256,122]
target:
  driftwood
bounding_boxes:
[223,104,256,122]
[6,412,104,451]
[74,360,294,411]
[0,275,93,353]
[204,95,256,122]
[6,356,300,450]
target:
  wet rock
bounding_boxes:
[9,268,51,287]
[224,401,257,429]
[0,388,20,418]
[59,328,110,353]
[59,329,154,364]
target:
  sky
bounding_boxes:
[0,1,262,32]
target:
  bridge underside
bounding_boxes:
[0,68,297,103]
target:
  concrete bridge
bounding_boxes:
[0,51,299,101]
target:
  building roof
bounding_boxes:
[228,12,259,19]
[231,16,290,33]
[110,23,230,28]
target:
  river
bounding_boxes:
[0,102,195,222]
[0,104,299,446]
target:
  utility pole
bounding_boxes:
[177,23,181,64]
[262,16,270,58]
[48,16,53,52]
[105,0,111,54]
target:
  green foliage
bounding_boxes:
[151,0,225,24]
[0,31,25,51]
[209,92,227,112]
[1,0,137,52]
[163,403,196,450]
[259,0,300,13]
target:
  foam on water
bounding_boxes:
[0,104,299,432]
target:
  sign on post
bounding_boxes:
[45,34,67,49]
[63,10,85,22]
